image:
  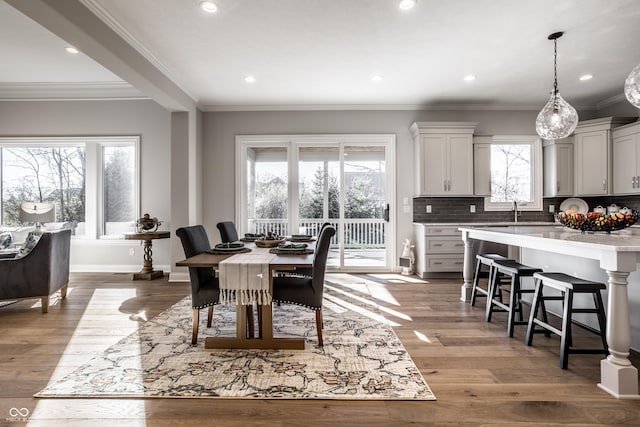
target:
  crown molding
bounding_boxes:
[595,92,628,110]
[80,0,198,103]
[198,102,598,113]
[0,82,148,101]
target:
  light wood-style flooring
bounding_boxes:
[1,272,639,426]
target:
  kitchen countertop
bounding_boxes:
[414,221,555,226]
[459,224,640,250]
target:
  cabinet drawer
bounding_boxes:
[426,254,465,272]
[424,226,461,236]
[425,236,465,254]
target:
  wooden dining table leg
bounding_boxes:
[236,305,247,340]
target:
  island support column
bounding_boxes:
[460,230,475,302]
[598,270,640,399]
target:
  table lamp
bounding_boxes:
[19,201,56,233]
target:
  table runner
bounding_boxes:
[218,252,276,305]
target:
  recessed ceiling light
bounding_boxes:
[579,74,593,81]
[65,46,79,54]
[399,0,417,10]
[244,75,256,84]
[371,74,384,82]
[463,75,476,82]
[200,1,218,13]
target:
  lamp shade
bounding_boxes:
[19,202,56,224]
[535,92,579,139]
[625,62,640,109]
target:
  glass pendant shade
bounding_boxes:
[625,62,640,109]
[535,92,579,140]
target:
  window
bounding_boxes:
[482,135,542,211]
[0,136,139,238]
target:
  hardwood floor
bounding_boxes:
[1,272,639,426]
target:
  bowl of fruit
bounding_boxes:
[556,209,640,233]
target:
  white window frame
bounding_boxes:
[0,136,140,239]
[483,135,543,212]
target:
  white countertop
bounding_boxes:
[459,224,640,254]
[415,221,554,226]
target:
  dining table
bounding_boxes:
[175,241,315,350]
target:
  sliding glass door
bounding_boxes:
[237,135,394,272]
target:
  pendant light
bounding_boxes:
[625,62,640,108]
[535,32,579,140]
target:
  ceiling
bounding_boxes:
[1,0,640,111]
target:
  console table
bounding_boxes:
[123,231,170,280]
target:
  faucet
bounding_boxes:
[513,200,519,223]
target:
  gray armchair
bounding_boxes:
[0,229,71,313]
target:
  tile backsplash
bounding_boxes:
[413,195,640,223]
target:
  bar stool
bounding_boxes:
[526,272,608,369]
[486,259,542,337]
[470,253,512,307]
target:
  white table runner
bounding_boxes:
[218,252,276,305]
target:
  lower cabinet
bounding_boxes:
[414,224,464,278]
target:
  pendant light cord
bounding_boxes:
[553,37,558,97]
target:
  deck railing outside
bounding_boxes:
[249,218,386,248]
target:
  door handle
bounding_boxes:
[383,203,389,222]
[633,176,636,189]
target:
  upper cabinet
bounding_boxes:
[473,137,492,196]
[543,137,573,197]
[574,117,637,196]
[612,121,640,195]
[410,122,478,196]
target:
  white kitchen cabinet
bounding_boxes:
[543,137,573,197]
[410,122,477,196]
[574,117,636,196]
[473,137,491,196]
[414,224,465,278]
[613,121,640,195]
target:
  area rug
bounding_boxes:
[35,281,434,400]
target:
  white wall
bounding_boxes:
[0,100,173,272]
[202,109,555,265]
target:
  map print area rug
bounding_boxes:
[35,280,435,400]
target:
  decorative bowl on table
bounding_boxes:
[556,209,639,233]
[254,231,286,247]
[255,238,286,248]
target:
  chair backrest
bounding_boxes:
[216,221,239,243]
[176,225,215,290]
[311,225,336,296]
[318,222,331,237]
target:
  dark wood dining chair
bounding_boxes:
[272,225,336,346]
[176,225,220,344]
[216,221,239,243]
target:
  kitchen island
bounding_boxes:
[459,225,640,399]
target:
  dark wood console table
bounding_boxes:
[123,231,170,280]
